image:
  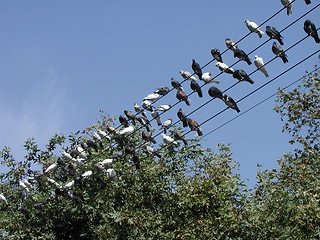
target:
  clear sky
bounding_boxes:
[0,1,319,186]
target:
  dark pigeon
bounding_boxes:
[223,95,240,113]
[272,42,288,63]
[211,48,223,62]
[176,89,191,106]
[233,69,254,84]
[124,110,136,125]
[304,19,320,43]
[190,80,203,97]
[208,86,224,100]
[191,59,203,80]
[234,48,252,65]
[266,26,284,45]
[171,77,183,90]
[142,132,156,144]
[305,0,311,4]
[155,86,170,96]
[177,108,188,127]
[173,131,188,145]
[225,38,238,51]
[187,118,203,136]
[119,115,129,127]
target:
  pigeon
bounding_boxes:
[272,42,288,63]
[171,77,184,90]
[82,170,93,179]
[211,48,223,62]
[132,155,141,169]
[0,193,8,205]
[155,86,170,96]
[305,0,311,4]
[151,110,162,126]
[245,19,264,38]
[233,69,254,84]
[281,0,293,16]
[96,159,113,170]
[119,115,129,127]
[266,26,284,45]
[113,134,124,147]
[191,59,203,80]
[304,19,320,43]
[187,118,203,136]
[215,62,234,74]
[47,177,62,189]
[161,133,178,146]
[136,116,151,132]
[208,86,224,100]
[225,38,238,51]
[44,163,58,174]
[106,124,117,134]
[177,108,188,127]
[201,72,220,84]
[141,100,153,112]
[144,145,161,158]
[233,48,252,65]
[134,103,147,118]
[179,70,197,81]
[176,89,191,106]
[253,55,269,77]
[87,139,99,151]
[19,181,30,192]
[144,93,160,102]
[190,80,203,97]
[119,126,134,135]
[156,104,171,111]
[161,119,172,134]
[106,169,117,180]
[124,110,136,125]
[223,95,240,113]
[142,132,156,144]
[173,131,188,145]
[97,130,110,141]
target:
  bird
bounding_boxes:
[233,48,252,65]
[134,103,147,118]
[19,181,30,192]
[82,170,93,179]
[187,118,203,136]
[245,19,264,38]
[171,77,184,90]
[47,177,62,189]
[119,126,134,135]
[136,116,151,132]
[106,169,117,180]
[201,72,220,84]
[97,130,110,141]
[44,163,58,174]
[215,62,234,74]
[191,59,203,80]
[144,93,160,102]
[179,70,197,81]
[0,193,8,205]
[119,115,129,127]
[132,155,141,169]
[304,19,320,43]
[223,95,240,113]
[211,48,223,62]
[124,110,136,125]
[208,86,224,100]
[96,159,113,170]
[225,38,238,51]
[173,131,188,145]
[176,89,191,106]
[266,26,284,45]
[106,124,117,134]
[177,108,188,127]
[305,0,311,4]
[281,0,293,16]
[233,69,254,84]
[161,133,178,147]
[87,139,99,152]
[155,86,170,96]
[142,132,156,144]
[144,145,161,158]
[151,110,162,126]
[141,100,153,112]
[190,80,203,97]
[272,42,288,63]
[253,55,269,77]
[161,119,172,134]
[156,105,171,111]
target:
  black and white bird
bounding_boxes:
[223,95,240,113]
[225,38,238,51]
[177,108,188,127]
[144,145,161,158]
[174,131,188,145]
[155,86,170,96]
[245,19,264,38]
[144,93,160,102]
[176,89,191,106]
[201,72,220,84]
[191,59,203,80]
[124,110,136,125]
[179,70,197,81]
[134,103,147,118]
[187,118,203,136]
[211,48,223,62]
[161,133,178,147]
[208,86,224,100]
[272,42,288,63]
[305,0,311,4]
[233,69,254,84]
[141,100,154,112]
[190,80,203,98]
[0,193,8,205]
[142,132,156,144]
[281,0,293,16]
[171,77,184,90]
[151,110,162,126]
[161,119,172,134]
[304,19,320,44]
[156,105,171,111]
[253,55,269,77]
[234,48,252,65]
[215,62,234,74]
[119,115,129,127]
[136,116,151,132]
[266,26,284,45]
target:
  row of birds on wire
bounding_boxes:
[0,2,319,207]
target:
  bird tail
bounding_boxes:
[247,78,254,84]
[197,90,203,98]
[246,59,252,65]
[282,56,289,63]
[182,139,188,145]
[287,7,292,16]
[279,38,284,46]
[182,119,188,128]
[145,125,150,132]
[185,99,191,106]
[258,30,263,38]
[314,35,320,43]
[151,138,156,144]
[197,127,203,136]
[262,69,269,77]
[156,118,162,126]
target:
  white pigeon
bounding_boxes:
[156,104,171,111]
[82,170,93,178]
[0,193,8,205]
[23,179,32,189]
[63,180,75,190]
[93,132,102,142]
[62,152,73,161]
[144,93,160,102]
[96,159,113,170]
[179,70,197,81]
[119,126,134,135]
[97,130,108,138]
[44,163,58,174]
[141,100,153,112]
[19,180,30,192]
[201,72,220,84]
[245,19,264,38]
[106,169,117,180]
[281,0,293,16]
[161,133,178,147]
[161,119,172,134]
[253,55,269,77]
[47,177,62,189]
[215,62,234,74]
[76,145,87,159]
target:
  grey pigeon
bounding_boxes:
[191,59,203,80]
[144,145,161,158]
[208,86,224,100]
[225,38,238,51]
[223,95,240,113]
[190,80,203,97]
[171,77,183,90]
[272,42,288,63]
[266,26,284,45]
[245,19,264,38]
[124,110,136,125]
[155,86,170,95]
[151,110,162,126]
[233,69,254,84]
[281,0,293,16]
[304,19,320,43]
[136,116,151,132]
[134,103,147,118]
[211,48,223,62]
[253,55,269,77]
[187,118,203,136]
[119,115,129,127]
[176,89,191,106]
[177,108,188,127]
[234,48,252,65]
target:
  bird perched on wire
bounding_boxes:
[120,126,134,136]
[190,80,203,97]
[176,89,191,106]
[208,86,224,100]
[174,131,188,145]
[245,19,264,38]
[106,124,117,134]
[161,133,178,147]
[233,69,254,84]
[141,100,153,112]
[171,77,184,90]
[253,55,269,77]
[233,48,252,65]
[136,116,151,132]
[266,26,284,45]
[191,59,203,80]
[155,86,170,96]
[179,70,197,81]
[144,93,160,102]
[177,108,188,127]
[281,0,293,16]
[161,119,172,134]
[144,145,161,158]
[215,62,234,74]
[151,110,162,126]
[119,115,129,127]
[124,110,136,125]
[201,72,220,84]
[304,19,320,44]
[225,38,238,51]
[156,104,171,111]
[134,103,147,118]
[223,95,240,113]
[211,48,223,62]
[272,42,288,63]
[187,118,203,136]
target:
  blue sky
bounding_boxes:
[0,1,319,186]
